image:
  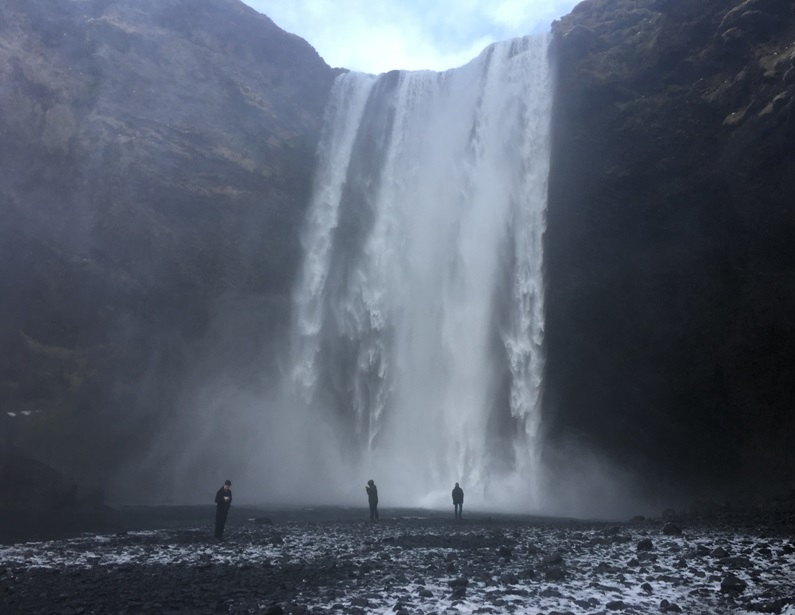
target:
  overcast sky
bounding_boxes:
[240,0,581,74]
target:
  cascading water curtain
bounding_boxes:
[291,34,551,510]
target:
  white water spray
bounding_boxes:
[291,35,552,511]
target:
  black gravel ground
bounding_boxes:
[1,506,794,615]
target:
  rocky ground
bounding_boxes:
[1,507,794,614]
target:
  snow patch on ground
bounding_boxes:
[1,519,794,614]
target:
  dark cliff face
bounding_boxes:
[4,0,793,508]
[546,0,795,499]
[0,0,337,489]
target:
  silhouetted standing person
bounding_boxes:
[214,479,232,540]
[452,482,464,519]
[366,479,378,521]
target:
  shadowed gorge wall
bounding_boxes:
[2,0,793,508]
[545,0,795,500]
[0,0,338,491]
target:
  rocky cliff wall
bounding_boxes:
[3,0,793,506]
[546,0,795,499]
[0,0,337,490]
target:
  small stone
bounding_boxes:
[720,573,748,593]
[719,556,752,568]
[606,600,625,610]
[695,545,710,556]
[545,566,566,581]
[660,600,683,613]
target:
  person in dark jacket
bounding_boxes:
[214,479,232,540]
[365,479,378,521]
[452,482,464,519]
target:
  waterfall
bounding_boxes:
[290,35,551,510]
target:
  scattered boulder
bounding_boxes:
[519,566,535,579]
[660,598,683,612]
[719,556,752,568]
[543,551,565,565]
[662,523,682,535]
[720,573,748,593]
[637,538,654,551]
[545,567,566,582]
[594,562,620,574]
[450,585,466,600]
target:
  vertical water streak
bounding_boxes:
[292,73,376,400]
[291,35,552,509]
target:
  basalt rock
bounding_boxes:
[546,0,795,501]
[0,0,338,494]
